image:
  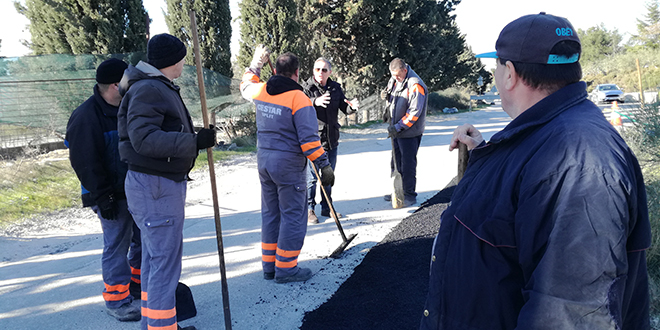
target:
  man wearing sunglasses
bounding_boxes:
[302,58,359,223]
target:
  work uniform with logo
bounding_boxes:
[241,66,330,279]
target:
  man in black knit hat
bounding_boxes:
[66,58,142,322]
[118,33,213,330]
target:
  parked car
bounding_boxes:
[589,84,624,104]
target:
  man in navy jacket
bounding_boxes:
[420,13,651,330]
[66,58,141,322]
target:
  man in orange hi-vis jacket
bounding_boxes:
[382,58,428,207]
[240,45,334,283]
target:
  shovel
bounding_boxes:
[310,162,358,258]
[390,138,405,208]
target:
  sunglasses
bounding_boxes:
[314,68,328,72]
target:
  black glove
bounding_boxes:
[196,127,216,150]
[320,165,335,187]
[97,193,117,220]
[387,125,399,138]
[382,109,391,123]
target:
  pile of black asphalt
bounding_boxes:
[300,179,457,330]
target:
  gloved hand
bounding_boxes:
[196,126,216,150]
[250,44,271,70]
[382,109,391,123]
[387,125,399,138]
[97,193,117,220]
[320,165,335,187]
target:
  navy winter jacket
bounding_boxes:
[117,62,198,182]
[420,82,651,330]
[302,77,354,150]
[65,85,127,207]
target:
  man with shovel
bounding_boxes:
[240,46,335,283]
[382,58,428,207]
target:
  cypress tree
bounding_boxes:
[237,0,301,78]
[15,0,148,55]
[165,0,233,77]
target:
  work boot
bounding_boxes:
[106,302,141,322]
[129,281,141,300]
[308,209,318,224]
[263,271,275,280]
[321,209,343,218]
[178,325,197,330]
[383,194,392,202]
[275,267,313,284]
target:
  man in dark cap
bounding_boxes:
[117,33,210,330]
[420,13,650,330]
[66,58,142,322]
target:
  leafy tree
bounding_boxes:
[165,0,233,77]
[14,0,148,55]
[298,0,480,96]
[578,25,623,63]
[237,0,302,78]
[633,0,660,49]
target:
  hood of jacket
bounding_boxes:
[266,75,303,95]
[118,61,176,97]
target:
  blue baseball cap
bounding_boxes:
[475,12,580,64]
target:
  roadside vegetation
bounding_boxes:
[0,146,256,228]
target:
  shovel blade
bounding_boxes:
[329,233,358,258]
[392,172,405,209]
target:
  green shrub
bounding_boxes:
[427,87,470,111]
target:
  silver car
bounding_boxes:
[589,84,624,104]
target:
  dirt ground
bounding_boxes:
[0,107,511,329]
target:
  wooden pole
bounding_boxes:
[457,142,469,182]
[189,10,233,330]
[636,58,645,105]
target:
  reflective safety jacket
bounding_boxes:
[240,68,329,169]
[385,66,427,138]
[420,82,651,330]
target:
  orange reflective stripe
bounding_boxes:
[105,283,130,293]
[276,259,298,268]
[307,148,324,162]
[262,255,276,262]
[142,307,176,320]
[131,267,141,275]
[262,242,277,250]
[291,96,313,115]
[254,89,312,113]
[243,72,259,83]
[103,290,129,301]
[277,248,301,258]
[148,324,177,330]
[301,141,321,152]
[142,291,148,301]
[402,114,419,127]
[411,83,425,96]
[132,278,142,284]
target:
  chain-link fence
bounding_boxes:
[0,53,253,159]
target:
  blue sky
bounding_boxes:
[0,0,651,63]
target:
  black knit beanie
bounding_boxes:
[147,33,187,69]
[96,58,128,84]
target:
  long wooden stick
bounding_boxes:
[189,10,232,330]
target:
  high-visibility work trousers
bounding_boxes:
[126,170,186,330]
[93,199,141,308]
[258,149,308,278]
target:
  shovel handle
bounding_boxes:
[310,162,349,242]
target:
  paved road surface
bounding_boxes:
[0,105,512,330]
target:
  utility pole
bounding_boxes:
[636,58,645,105]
